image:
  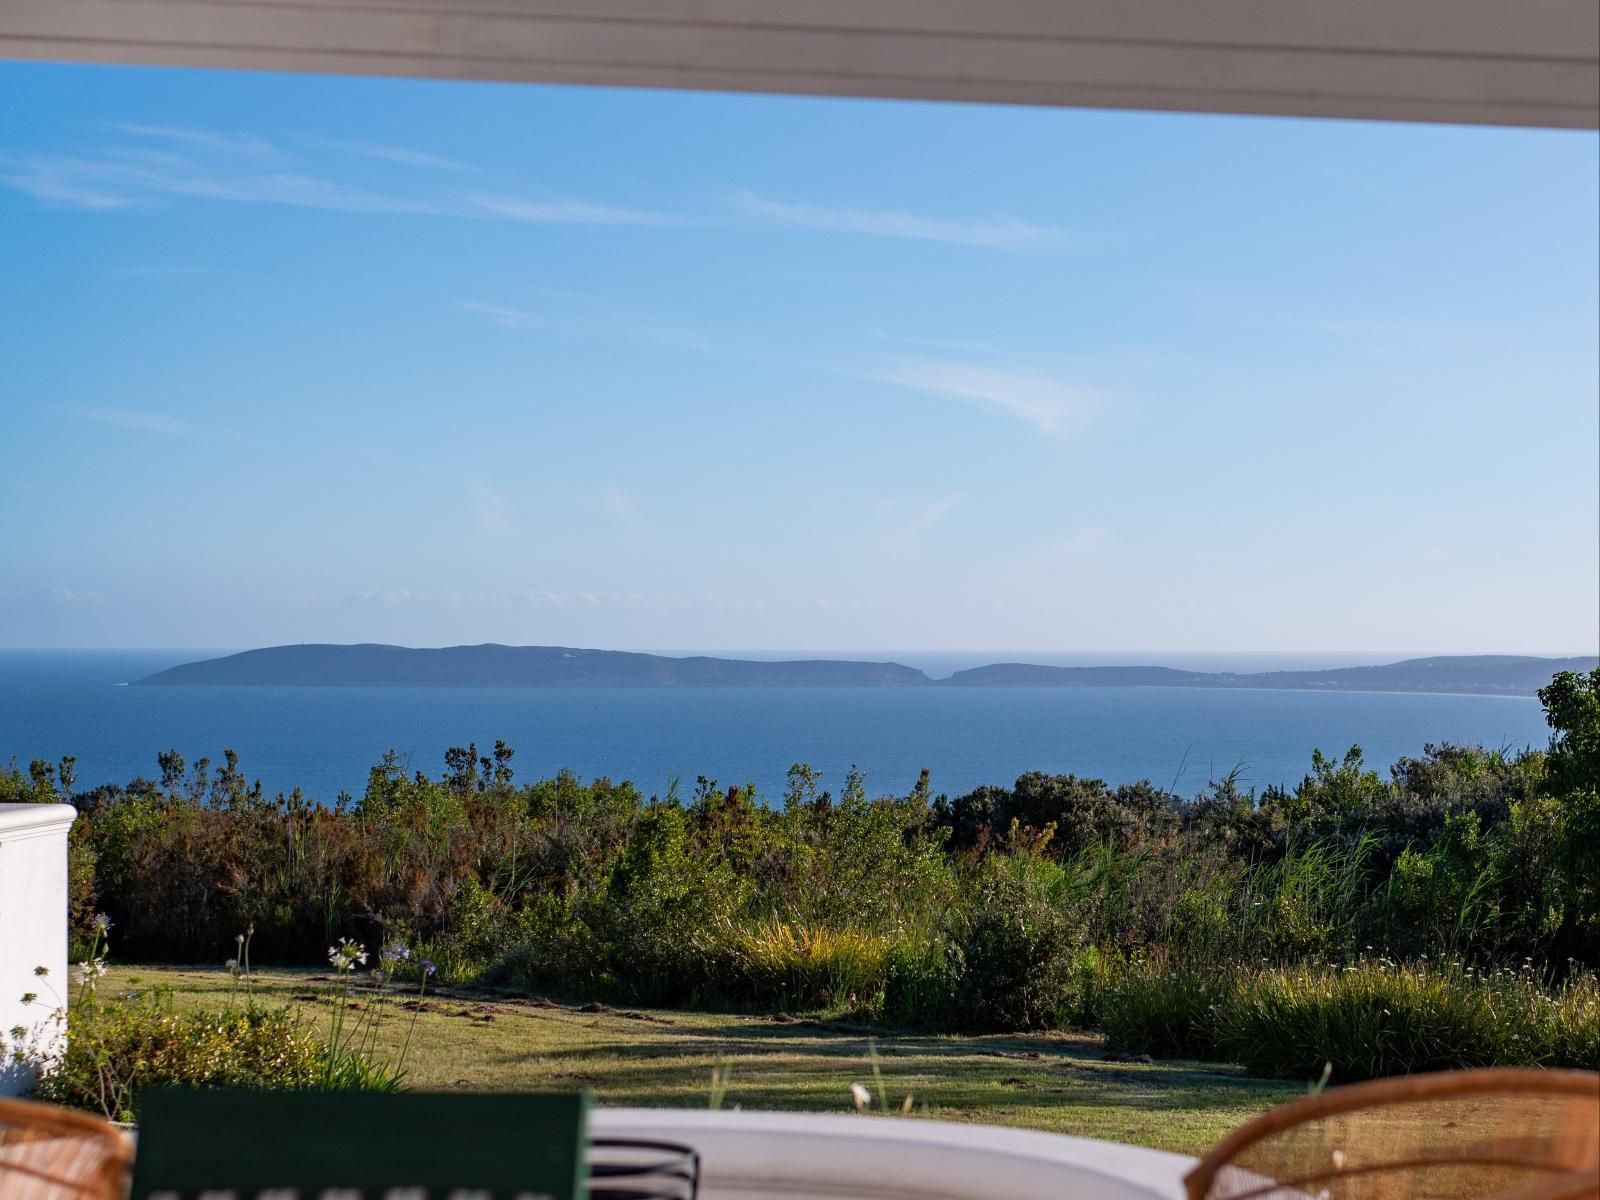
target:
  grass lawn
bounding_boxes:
[106,965,1300,1156]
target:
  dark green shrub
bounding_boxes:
[945,852,1085,1031]
[478,893,604,996]
[935,772,1175,857]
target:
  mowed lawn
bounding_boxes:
[105,966,1299,1155]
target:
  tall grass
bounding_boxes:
[724,919,890,1012]
[1098,957,1600,1081]
[1096,953,1229,1061]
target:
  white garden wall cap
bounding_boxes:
[591,1108,1192,1200]
[0,803,77,841]
[0,803,74,1097]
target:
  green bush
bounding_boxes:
[944,851,1086,1031]
[35,995,322,1121]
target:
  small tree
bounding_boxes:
[1538,668,1600,796]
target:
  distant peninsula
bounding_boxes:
[135,644,929,688]
[942,656,1598,696]
[133,645,1596,696]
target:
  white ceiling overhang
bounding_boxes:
[0,0,1596,129]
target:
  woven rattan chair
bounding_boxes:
[1186,1067,1600,1200]
[0,1097,133,1200]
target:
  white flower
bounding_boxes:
[328,938,368,971]
[850,1083,871,1112]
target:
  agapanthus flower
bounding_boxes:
[382,942,410,964]
[225,958,239,973]
[91,914,113,934]
[420,959,437,978]
[850,1083,871,1112]
[328,938,368,971]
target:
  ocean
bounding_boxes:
[0,650,1554,803]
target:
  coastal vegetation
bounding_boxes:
[7,668,1598,1095]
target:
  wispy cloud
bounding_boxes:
[734,193,1064,251]
[345,588,431,610]
[1064,526,1111,551]
[319,140,470,171]
[457,296,711,352]
[902,493,963,535]
[101,122,276,156]
[468,479,509,532]
[866,359,1107,435]
[867,329,1020,356]
[5,125,669,222]
[60,406,196,436]
[457,300,548,330]
[472,193,681,227]
[0,152,136,209]
[0,148,439,213]
[600,487,637,519]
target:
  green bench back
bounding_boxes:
[129,1089,589,1200]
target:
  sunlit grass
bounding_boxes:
[106,965,1297,1154]
[726,919,890,1009]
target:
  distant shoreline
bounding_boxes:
[133,644,1597,698]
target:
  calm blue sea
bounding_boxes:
[0,650,1554,803]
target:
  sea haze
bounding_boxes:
[0,650,1557,803]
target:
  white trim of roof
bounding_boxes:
[0,0,1595,128]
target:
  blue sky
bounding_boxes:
[2,63,1596,654]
